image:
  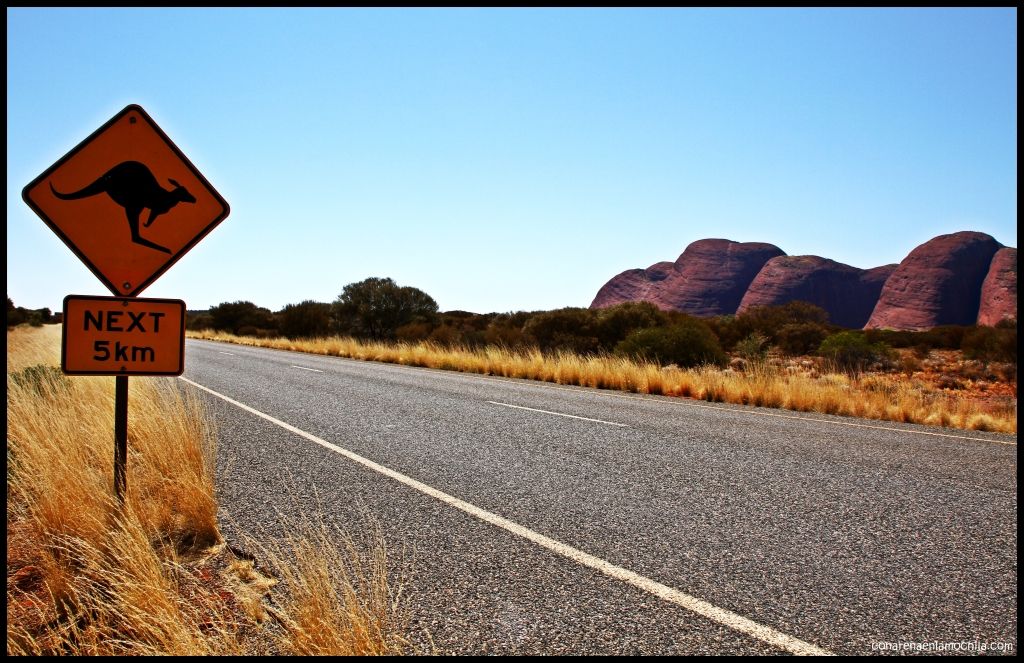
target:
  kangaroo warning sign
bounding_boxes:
[62,295,186,376]
[22,104,229,297]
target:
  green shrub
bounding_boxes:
[427,324,461,346]
[186,312,215,331]
[523,308,601,355]
[433,311,489,348]
[395,321,435,343]
[735,332,769,363]
[278,300,334,339]
[484,312,534,349]
[594,302,668,351]
[209,300,276,335]
[962,323,1017,364]
[719,301,833,351]
[818,331,893,374]
[704,315,743,352]
[615,319,727,368]
[776,322,829,356]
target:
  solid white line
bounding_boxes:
[178,375,833,655]
[291,365,323,373]
[487,400,628,428]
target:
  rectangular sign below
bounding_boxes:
[62,295,186,376]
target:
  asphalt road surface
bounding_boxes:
[181,338,1017,655]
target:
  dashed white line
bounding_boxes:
[218,351,236,356]
[186,338,1014,446]
[291,365,323,373]
[178,375,833,655]
[487,401,628,428]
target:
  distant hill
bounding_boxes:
[592,231,1017,330]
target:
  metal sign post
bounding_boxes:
[114,376,129,503]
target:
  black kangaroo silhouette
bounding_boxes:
[49,161,196,254]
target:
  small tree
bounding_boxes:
[333,277,438,341]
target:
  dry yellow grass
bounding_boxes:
[189,329,1016,434]
[7,326,230,654]
[255,522,407,656]
[7,325,409,655]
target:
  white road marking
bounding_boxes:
[487,400,628,428]
[218,351,236,356]
[178,375,834,656]
[187,338,1015,445]
[291,365,323,373]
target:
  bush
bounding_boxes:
[278,300,334,339]
[615,319,727,368]
[819,331,893,374]
[433,311,490,348]
[395,321,435,343]
[704,315,742,352]
[866,325,969,351]
[186,312,214,331]
[776,322,829,356]
[735,332,769,363]
[962,323,1017,364]
[209,301,276,335]
[717,301,833,351]
[6,297,53,328]
[523,308,601,355]
[427,324,461,346]
[594,302,668,351]
[484,312,534,348]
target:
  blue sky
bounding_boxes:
[7,8,1017,314]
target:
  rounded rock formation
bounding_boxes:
[977,247,1018,326]
[865,231,1004,330]
[591,239,784,316]
[737,256,897,328]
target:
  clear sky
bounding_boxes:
[7,8,1017,314]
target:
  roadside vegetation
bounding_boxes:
[6,296,57,328]
[6,324,409,655]
[185,277,1016,435]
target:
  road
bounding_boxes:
[181,338,1017,655]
